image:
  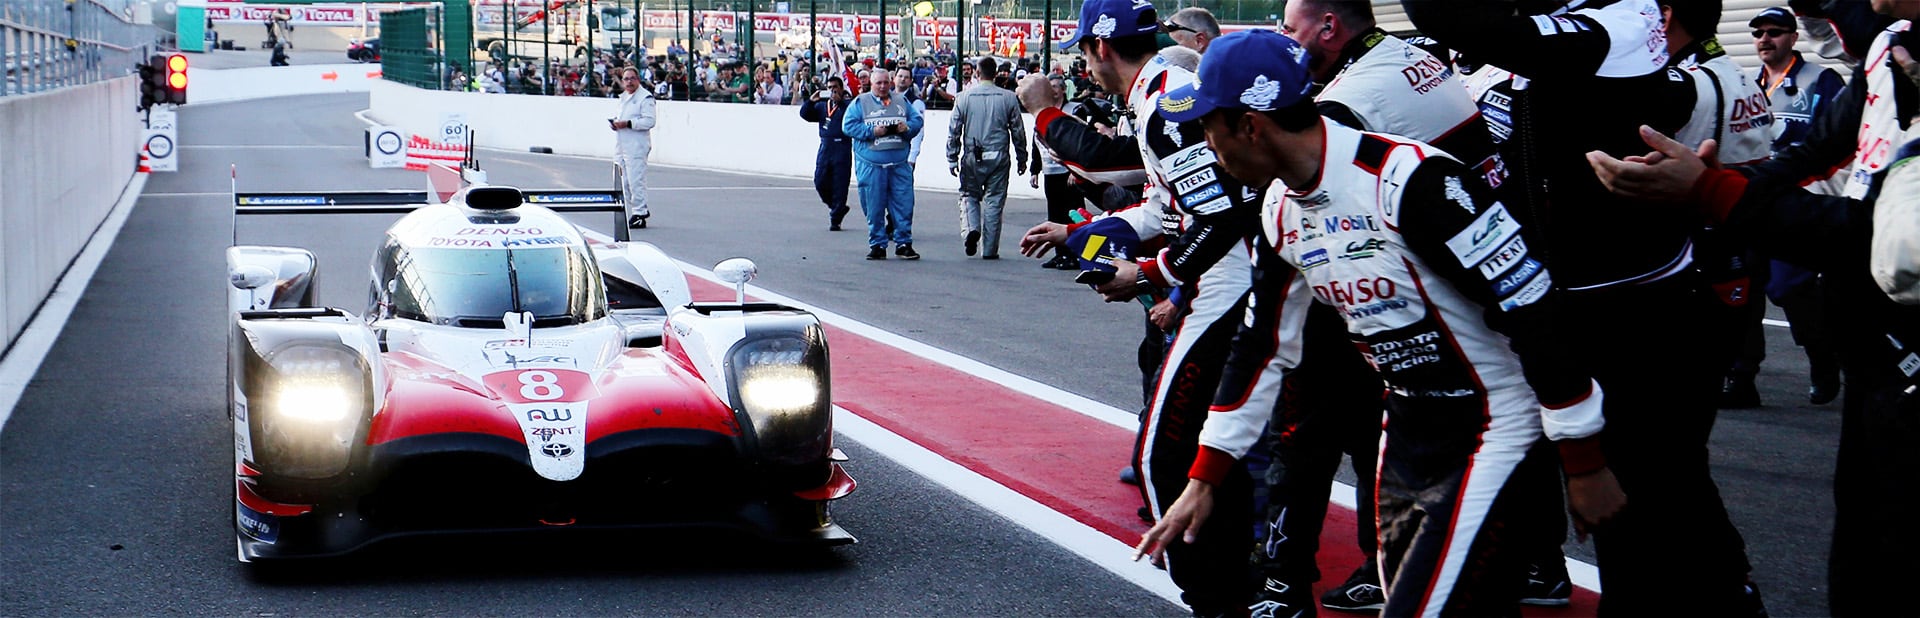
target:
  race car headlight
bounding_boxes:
[729,335,830,465]
[258,345,368,479]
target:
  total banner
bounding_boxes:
[205,3,407,25]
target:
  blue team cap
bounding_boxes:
[1156,30,1315,123]
[1749,7,1795,29]
[1066,217,1144,278]
[1059,0,1162,51]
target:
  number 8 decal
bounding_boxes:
[519,370,564,400]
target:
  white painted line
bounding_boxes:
[1764,318,1790,328]
[834,407,1187,607]
[0,172,147,431]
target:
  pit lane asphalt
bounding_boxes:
[0,92,1839,616]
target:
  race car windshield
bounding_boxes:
[390,247,603,327]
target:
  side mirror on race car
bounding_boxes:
[226,246,318,314]
[230,265,277,290]
[714,258,757,303]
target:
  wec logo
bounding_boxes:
[1166,146,1214,175]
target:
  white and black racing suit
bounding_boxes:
[1215,120,1607,617]
[1036,53,1268,615]
[1404,1,1761,613]
[1247,27,1510,597]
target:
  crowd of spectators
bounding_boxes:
[444,43,1113,111]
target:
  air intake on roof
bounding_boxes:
[466,187,523,211]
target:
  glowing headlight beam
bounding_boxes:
[272,382,357,422]
[739,371,820,416]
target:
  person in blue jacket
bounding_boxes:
[843,70,925,259]
[800,76,854,231]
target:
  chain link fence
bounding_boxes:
[2,0,154,96]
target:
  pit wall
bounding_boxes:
[0,77,140,348]
[367,79,1046,199]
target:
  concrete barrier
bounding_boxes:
[189,63,386,105]
[367,79,1045,199]
[0,78,140,348]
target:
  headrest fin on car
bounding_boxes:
[465,186,523,211]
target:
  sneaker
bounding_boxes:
[1719,376,1761,409]
[627,214,647,229]
[1520,562,1572,607]
[1809,380,1840,405]
[1119,465,1140,486]
[1320,565,1385,612]
[866,246,886,260]
[964,229,981,256]
[982,254,999,260]
[830,206,849,231]
[1810,360,1841,405]
[896,244,920,260]
[1739,577,1769,618]
[1251,579,1316,618]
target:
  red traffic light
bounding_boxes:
[162,53,187,104]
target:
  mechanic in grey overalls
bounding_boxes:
[946,57,1028,259]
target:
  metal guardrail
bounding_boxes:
[2,0,154,96]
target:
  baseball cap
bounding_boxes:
[1066,217,1145,282]
[1059,0,1162,51]
[1749,7,1795,29]
[1157,30,1315,123]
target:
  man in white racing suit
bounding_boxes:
[1134,31,1626,617]
[1248,1,1512,612]
[611,67,657,228]
[1019,0,1269,613]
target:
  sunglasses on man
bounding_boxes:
[1161,20,1197,35]
[1752,28,1793,38]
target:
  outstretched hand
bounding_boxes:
[1585,125,1719,202]
[1134,479,1215,564]
[1020,221,1068,258]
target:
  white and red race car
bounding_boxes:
[224,169,855,561]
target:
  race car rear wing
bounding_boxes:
[229,163,631,242]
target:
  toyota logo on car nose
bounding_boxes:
[541,442,575,459]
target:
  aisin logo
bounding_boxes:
[1240,75,1280,110]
